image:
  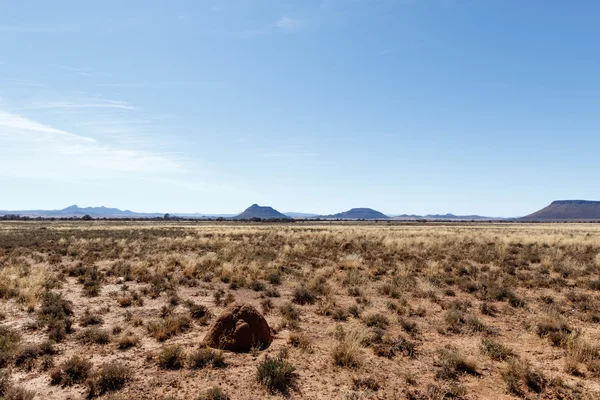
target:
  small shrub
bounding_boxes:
[260,298,273,314]
[87,362,132,397]
[508,293,525,308]
[331,308,349,321]
[213,289,225,305]
[436,349,478,380]
[280,303,300,321]
[373,336,416,359]
[564,358,584,376]
[116,295,133,308]
[52,355,92,386]
[352,376,379,391]
[0,326,21,366]
[267,272,282,285]
[332,340,362,368]
[363,313,389,329]
[82,267,102,297]
[223,292,236,306]
[263,287,280,298]
[198,386,230,400]
[256,356,298,394]
[480,302,498,316]
[292,286,317,305]
[80,309,103,327]
[147,314,191,341]
[117,335,139,350]
[185,301,212,324]
[481,338,514,361]
[157,345,185,370]
[77,327,110,345]
[348,305,361,318]
[502,359,547,395]
[399,318,418,334]
[288,332,311,351]
[249,280,266,292]
[38,292,73,342]
[188,347,226,369]
[535,313,571,338]
[14,341,55,370]
[4,385,35,400]
[0,372,34,400]
[466,316,490,334]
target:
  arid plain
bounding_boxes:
[1,221,600,399]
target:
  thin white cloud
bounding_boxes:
[49,64,92,77]
[27,100,136,111]
[0,111,96,143]
[0,110,184,178]
[274,17,302,30]
[96,81,220,88]
[242,16,304,38]
[0,78,47,88]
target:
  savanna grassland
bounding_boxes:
[1,221,600,399]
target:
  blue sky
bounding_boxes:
[1,0,598,217]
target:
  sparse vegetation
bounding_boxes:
[0,371,35,400]
[147,314,192,341]
[87,362,132,397]
[51,355,92,386]
[481,338,514,361]
[77,327,110,345]
[0,326,21,367]
[1,221,600,398]
[256,356,298,394]
[157,345,185,370]
[198,386,230,400]
[188,346,226,369]
[436,348,478,380]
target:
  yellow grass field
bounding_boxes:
[1,221,600,399]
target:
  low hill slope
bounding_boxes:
[321,208,389,220]
[234,204,290,219]
[522,200,600,220]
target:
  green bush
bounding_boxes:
[87,362,132,397]
[256,356,298,394]
[157,345,185,370]
[51,355,92,386]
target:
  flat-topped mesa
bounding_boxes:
[522,200,600,220]
[551,200,600,205]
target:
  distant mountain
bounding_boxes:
[424,213,500,220]
[522,200,600,220]
[389,214,422,219]
[284,212,320,218]
[388,213,504,220]
[319,208,389,220]
[172,213,237,218]
[233,204,290,220]
[0,204,507,221]
[0,204,161,218]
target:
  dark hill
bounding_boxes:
[522,200,600,220]
[321,208,389,220]
[233,204,290,220]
